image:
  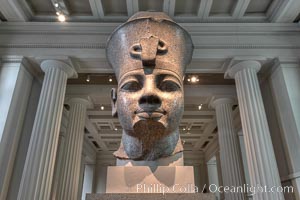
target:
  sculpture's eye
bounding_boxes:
[158,80,180,92]
[121,81,142,92]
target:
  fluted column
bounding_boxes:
[215,151,225,200]
[78,155,86,200]
[226,60,284,200]
[51,107,69,200]
[211,97,246,200]
[17,60,76,200]
[50,133,66,200]
[57,98,91,200]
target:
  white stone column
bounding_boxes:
[78,155,86,200]
[268,62,300,200]
[51,108,69,200]
[17,60,76,200]
[0,57,33,200]
[215,151,225,200]
[211,97,246,200]
[50,133,66,200]
[57,97,91,200]
[226,60,285,200]
[81,164,95,200]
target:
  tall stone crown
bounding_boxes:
[106,11,194,80]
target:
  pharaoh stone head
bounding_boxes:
[106,12,194,161]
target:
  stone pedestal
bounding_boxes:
[106,166,196,193]
[86,193,216,200]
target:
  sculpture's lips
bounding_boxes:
[135,110,165,120]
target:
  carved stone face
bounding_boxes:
[107,12,193,161]
[116,68,184,139]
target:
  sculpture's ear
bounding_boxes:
[111,88,118,117]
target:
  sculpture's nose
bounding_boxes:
[138,94,161,112]
[138,76,162,113]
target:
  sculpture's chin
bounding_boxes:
[121,120,179,161]
[132,119,167,141]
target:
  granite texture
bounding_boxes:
[107,12,194,161]
[86,193,216,200]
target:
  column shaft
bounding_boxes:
[215,152,225,200]
[78,155,86,200]
[57,100,89,200]
[50,134,65,200]
[0,61,33,200]
[17,60,75,200]
[214,99,246,200]
[229,61,284,200]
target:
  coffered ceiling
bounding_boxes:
[0,0,299,23]
[66,84,238,165]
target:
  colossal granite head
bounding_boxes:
[106,12,194,161]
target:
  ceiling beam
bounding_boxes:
[197,0,213,19]
[183,138,208,142]
[204,138,219,162]
[85,117,109,151]
[168,0,176,17]
[0,0,31,21]
[51,0,70,15]
[193,118,217,150]
[83,138,97,163]
[127,0,138,16]
[163,0,170,14]
[232,0,251,19]
[89,0,105,18]
[126,0,134,16]
[268,0,300,22]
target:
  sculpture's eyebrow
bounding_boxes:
[156,73,182,85]
[118,73,143,87]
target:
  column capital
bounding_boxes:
[225,60,262,79]
[209,96,236,109]
[41,60,77,78]
[65,96,93,109]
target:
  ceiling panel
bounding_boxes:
[26,0,56,15]
[86,99,218,153]
[246,0,273,14]
[175,0,201,16]
[21,0,287,23]
[0,11,6,21]
[65,0,93,15]
[139,0,164,12]
[210,0,237,15]
[101,0,128,16]
[67,73,235,85]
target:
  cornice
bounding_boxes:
[1,44,300,50]
[0,22,299,35]
[0,44,106,49]
[1,55,24,63]
[0,23,299,74]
